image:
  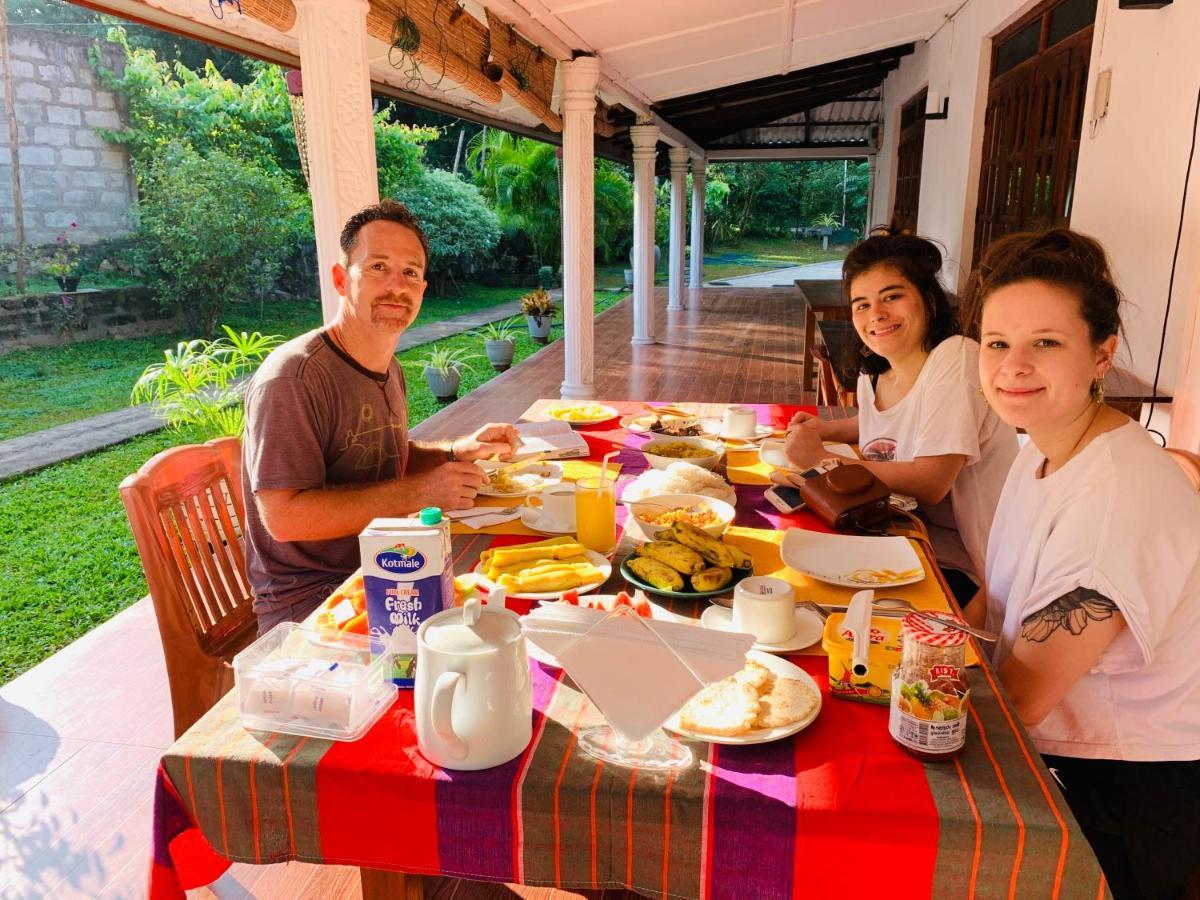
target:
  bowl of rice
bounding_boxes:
[629,493,735,539]
[641,436,724,471]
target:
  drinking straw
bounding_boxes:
[599,451,619,491]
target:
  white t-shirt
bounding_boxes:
[985,421,1200,761]
[856,335,1018,579]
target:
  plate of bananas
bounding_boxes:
[620,521,755,600]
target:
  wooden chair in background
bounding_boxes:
[1166,448,1200,492]
[119,437,258,738]
[811,343,856,409]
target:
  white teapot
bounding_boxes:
[414,597,532,770]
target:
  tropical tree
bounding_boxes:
[466,129,561,267]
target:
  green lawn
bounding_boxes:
[0,285,530,440]
[0,290,626,684]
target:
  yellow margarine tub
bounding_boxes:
[821,612,904,705]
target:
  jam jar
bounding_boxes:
[888,612,971,761]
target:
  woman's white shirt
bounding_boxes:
[856,335,1018,579]
[985,420,1200,761]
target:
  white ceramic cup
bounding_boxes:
[732,576,797,644]
[723,405,759,438]
[525,483,576,529]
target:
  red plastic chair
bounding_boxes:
[119,437,258,738]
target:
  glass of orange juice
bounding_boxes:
[574,475,616,554]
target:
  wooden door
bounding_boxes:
[892,89,927,232]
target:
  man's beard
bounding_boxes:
[370,293,416,331]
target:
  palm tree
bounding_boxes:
[466,130,561,267]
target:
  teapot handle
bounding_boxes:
[431,671,467,759]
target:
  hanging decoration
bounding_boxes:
[484,9,561,132]
[368,0,502,104]
[208,0,242,19]
[284,69,310,187]
[215,0,296,31]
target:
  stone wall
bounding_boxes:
[0,27,136,246]
[0,286,182,350]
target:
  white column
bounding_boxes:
[630,122,659,345]
[558,56,600,400]
[689,154,706,289]
[292,0,379,324]
[667,146,689,310]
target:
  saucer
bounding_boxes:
[520,507,576,535]
[700,420,776,442]
[699,604,824,653]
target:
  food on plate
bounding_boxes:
[644,440,717,460]
[649,417,703,437]
[479,538,604,594]
[480,535,573,567]
[547,403,615,422]
[636,540,706,575]
[638,504,723,529]
[844,567,924,586]
[622,462,735,503]
[626,556,686,592]
[498,561,605,594]
[666,521,740,569]
[486,541,588,571]
[678,659,818,736]
[315,570,368,635]
[691,566,734,593]
[487,469,551,494]
[559,588,653,618]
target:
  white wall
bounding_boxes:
[1070,0,1200,447]
[874,0,1200,447]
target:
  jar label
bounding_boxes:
[888,669,970,754]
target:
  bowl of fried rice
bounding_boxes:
[628,493,736,539]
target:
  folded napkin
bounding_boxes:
[445,507,524,529]
[523,604,754,741]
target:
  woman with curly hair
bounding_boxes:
[963,228,1200,899]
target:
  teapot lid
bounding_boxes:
[424,598,520,655]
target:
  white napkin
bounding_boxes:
[522,605,754,741]
[445,507,524,529]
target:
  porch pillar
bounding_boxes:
[630,122,659,345]
[292,0,379,324]
[558,55,600,400]
[689,154,706,289]
[667,146,689,310]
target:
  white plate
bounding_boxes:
[525,596,680,667]
[476,462,564,498]
[779,528,925,588]
[664,650,823,745]
[519,507,576,535]
[699,605,824,653]
[473,547,612,601]
[759,440,857,471]
[699,420,776,443]
[545,403,619,426]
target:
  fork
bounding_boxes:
[457,505,520,522]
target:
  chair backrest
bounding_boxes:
[119,437,255,656]
[1166,448,1200,493]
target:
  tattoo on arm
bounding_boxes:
[1020,588,1119,643]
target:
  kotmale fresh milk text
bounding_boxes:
[360,509,454,687]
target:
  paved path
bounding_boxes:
[705,258,843,287]
[0,298,538,483]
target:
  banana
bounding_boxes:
[724,543,754,570]
[627,556,685,592]
[666,522,737,568]
[637,540,705,575]
[691,566,733,592]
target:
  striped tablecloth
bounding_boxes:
[148,402,1110,898]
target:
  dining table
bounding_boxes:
[147,400,1110,900]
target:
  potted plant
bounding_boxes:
[519,288,556,344]
[418,345,479,403]
[811,213,840,250]
[472,318,520,372]
[43,222,83,291]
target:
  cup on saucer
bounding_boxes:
[524,483,576,532]
[723,405,759,439]
[732,576,796,644]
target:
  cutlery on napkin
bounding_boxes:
[445,507,524,529]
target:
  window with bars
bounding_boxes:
[972,0,1097,265]
[892,88,927,233]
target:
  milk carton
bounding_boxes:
[360,508,454,687]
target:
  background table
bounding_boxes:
[149,401,1110,900]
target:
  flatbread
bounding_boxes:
[732,659,775,692]
[678,680,760,736]
[754,677,819,729]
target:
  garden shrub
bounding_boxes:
[134,142,304,335]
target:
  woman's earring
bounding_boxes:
[1091,378,1105,404]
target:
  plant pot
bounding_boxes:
[57,275,81,292]
[624,268,634,287]
[485,338,515,372]
[526,315,552,345]
[424,366,461,403]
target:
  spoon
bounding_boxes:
[875,597,998,642]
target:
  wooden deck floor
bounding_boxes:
[0,288,814,899]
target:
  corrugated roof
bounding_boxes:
[708,94,880,149]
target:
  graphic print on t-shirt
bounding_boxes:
[861,437,897,461]
[341,403,406,477]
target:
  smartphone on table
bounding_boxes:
[764,461,835,514]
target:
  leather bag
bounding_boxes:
[798,463,893,531]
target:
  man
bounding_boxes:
[242,200,519,632]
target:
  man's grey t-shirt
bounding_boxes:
[241,328,409,619]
